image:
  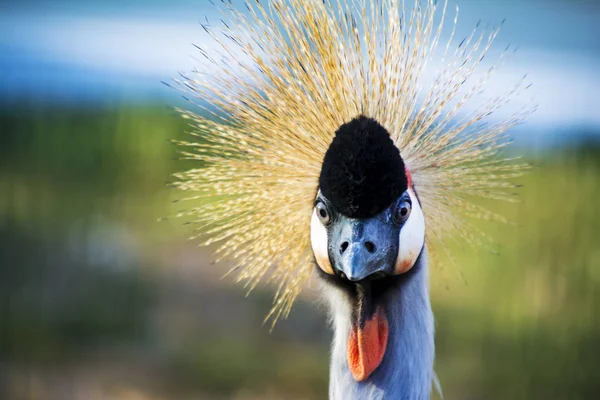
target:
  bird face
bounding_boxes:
[310,115,426,381]
[310,187,425,279]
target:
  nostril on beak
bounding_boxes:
[364,241,376,253]
[340,241,349,254]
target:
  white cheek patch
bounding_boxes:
[310,209,334,275]
[395,189,426,274]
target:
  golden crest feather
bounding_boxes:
[171,0,532,323]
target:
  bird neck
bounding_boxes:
[325,250,435,400]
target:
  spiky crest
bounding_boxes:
[171,0,532,324]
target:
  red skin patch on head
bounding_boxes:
[347,306,389,381]
[405,166,413,188]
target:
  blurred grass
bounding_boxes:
[1,103,599,399]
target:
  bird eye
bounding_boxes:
[393,199,411,224]
[315,201,331,225]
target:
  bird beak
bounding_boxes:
[337,241,389,281]
[329,217,399,281]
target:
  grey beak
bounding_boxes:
[338,242,387,281]
[329,216,399,282]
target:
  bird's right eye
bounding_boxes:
[393,199,412,225]
[315,201,331,225]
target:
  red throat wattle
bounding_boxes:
[347,306,389,381]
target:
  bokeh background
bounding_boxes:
[1,0,599,399]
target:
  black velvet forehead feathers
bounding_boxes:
[319,116,408,219]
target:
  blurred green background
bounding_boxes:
[1,1,599,399]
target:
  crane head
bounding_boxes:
[310,116,426,381]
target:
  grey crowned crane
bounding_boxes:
[172,0,530,398]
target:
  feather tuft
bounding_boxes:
[171,0,532,324]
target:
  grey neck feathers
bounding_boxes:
[324,250,434,400]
